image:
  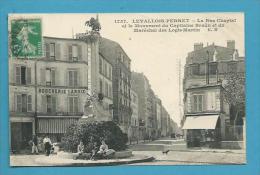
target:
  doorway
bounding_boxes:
[11,122,32,153]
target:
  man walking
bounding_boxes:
[43,135,52,156]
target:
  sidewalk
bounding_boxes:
[10,154,154,167]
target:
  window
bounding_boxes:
[209,63,218,75]
[109,66,112,80]
[72,45,78,61]
[199,63,206,75]
[193,94,203,112]
[46,95,56,113]
[108,85,112,98]
[105,82,108,97]
[191,64,199,75]
[46,68,55,86]
[104,62,107,77]
[68,70,78,87]
[15,66,31,85]
[21,66,26,84]
[16,94,32,112]
[99,79,103,94]
[99,58,103,74]
[50,43,55,59]
[68,96,78,114]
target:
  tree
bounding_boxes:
[222,71,245,128]
[61,121,128,153]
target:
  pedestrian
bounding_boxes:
[97,140,115,159]
[31,134,39,154]
[43,135,52,156]
[90,142,98,160]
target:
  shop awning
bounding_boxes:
[37,118,79,134]
[182,115,219,129]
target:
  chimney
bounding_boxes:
[227,40,235,49]
[194,43,203,51]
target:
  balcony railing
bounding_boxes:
[37,112,84,116]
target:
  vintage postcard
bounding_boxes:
[8,13,245,166]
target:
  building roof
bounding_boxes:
[99,37,131,64]
[187,44,242,63]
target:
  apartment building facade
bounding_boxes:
[9,34,114,151]
[182,41,245,147]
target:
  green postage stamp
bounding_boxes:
[10,18,42,58]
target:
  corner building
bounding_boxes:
[9,34,114,152]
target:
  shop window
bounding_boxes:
[15,66,31,85]
[68,70,78,87]
[68,96,78,114]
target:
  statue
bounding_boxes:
[82,92,111,121]
[85,17,101,32]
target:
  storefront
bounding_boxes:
[37,116,80,142]
[182,115,221,148]
[10,116,35,153]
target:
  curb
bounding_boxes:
[34,155,155,167]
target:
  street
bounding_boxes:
[10,138,246,166]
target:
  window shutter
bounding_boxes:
[51,69,56,86]
[15,66,21,84]
[16,94,22,112]
[74,97,79,113]
[68,71,73,87]
[191,95,195,112]
[74,71,78,87]
[52,96,57,113]
[45,43,50,59]
[54,68,59,86]
[40,68,46,85]
[26,67,31,85]
[27,95,32,112]
[78,45,82,61]
[41,95,47,113]
[55,43,60,60]
[68,45,72,61]
[69,97,73,113]
[77,69,81,87]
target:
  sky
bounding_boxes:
[10,13,244,126]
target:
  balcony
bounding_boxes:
[37,112,84,116]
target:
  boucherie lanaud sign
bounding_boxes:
[38,88,87,94]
